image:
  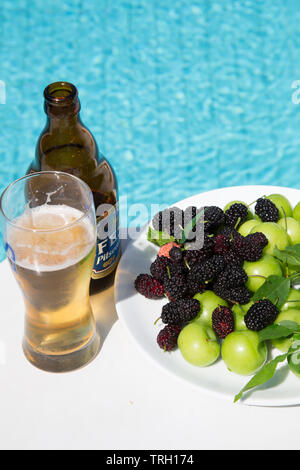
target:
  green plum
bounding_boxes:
[178,322,220,367]
[292,202,300,223]
[232,311,247,331]
[251,222,289,255]
[232,301,254,330]
[243,254,282,292]
[267,194,293,219]
[281,288,300,311]
[221,330,267,376]
[232,301,254,315]
[238,219,259,237]
[278,217,300,245]
[193,291,228,327]
[271,309,300,352]
[223,200,253,221]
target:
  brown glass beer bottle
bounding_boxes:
[27,81,121,294]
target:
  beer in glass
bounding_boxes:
[0,171,100,372]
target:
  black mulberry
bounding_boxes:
[186,277,206,296]
[161,298,200,325]
[216,264,248,289]
[203,206,225,234]
[213,284,251,305]
[223,249,244,266]
[244,299,279,331]
[219,225,241,241]
[169,246,184,263]
[188,255,225,283]
[224,203,248,228]
[255,198,279,222]
[164,275,188,301]
[232,232,266,262]
[185,235,214,266]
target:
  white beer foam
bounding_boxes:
[7,204,96,272]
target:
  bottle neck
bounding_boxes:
[43,81,81,129]
[45,100,81,129]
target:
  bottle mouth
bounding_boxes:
[44,82,78,106]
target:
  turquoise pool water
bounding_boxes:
[1,0,300,259]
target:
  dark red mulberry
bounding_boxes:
[150,256,170,282]
[157,324,182,351]
[212,306,234,339]
[134,274,164,299]
[214,234,230,255]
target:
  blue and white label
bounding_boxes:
[92,204,121,279]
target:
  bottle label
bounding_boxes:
[92,203,121,279]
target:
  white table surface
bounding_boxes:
[0,241,300,451]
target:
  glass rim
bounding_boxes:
[0,170,94,233]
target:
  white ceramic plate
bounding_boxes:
[115,185,300,406]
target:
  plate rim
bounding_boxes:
[115,185,300,407]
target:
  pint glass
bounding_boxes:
[0,171,100,372]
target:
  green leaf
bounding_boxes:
[290,332,300,340]
[273,244,300,268]
[278,320,300,332]
[234,353,288,403]
[258,322,300,343]
[289,273,300,287]
[147,227,175,247]
[288,333,300,354]
[287,334,300,376]
[179,208,204,245]
[252,275,290,309]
